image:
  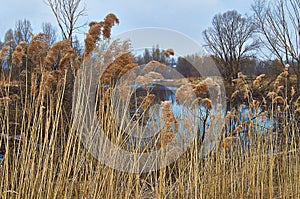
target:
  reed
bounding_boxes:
[0,15,299,199]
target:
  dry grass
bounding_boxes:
[0,15,299,199]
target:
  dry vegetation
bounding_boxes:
[0,13,299,199]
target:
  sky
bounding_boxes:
[0,0,253,47]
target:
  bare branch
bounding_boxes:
[46,0,86,42]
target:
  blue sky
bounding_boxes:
[0,0,253,45]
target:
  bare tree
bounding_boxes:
[252,0,300,91]
[3,29,16,68]
[42,22,57,46]
[14,19,32,43]
[203,10,259,82]
[46,0,86,42]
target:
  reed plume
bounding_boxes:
[27,33,49,66]
[59,48,79,71]
[0,40,14,60]
[100,52,137,85]
[193,77,217,95]
[163,48,174,57]
[83,21,104,58]
[232,72,249,99]
[274,64,289,91]
[175,83,195,105]
[140,94,155,109]
[201,98,213,110]
[103,13,120,39]
[103,39,131,66]
[159,101,178,147]
[83,13,119,59]
[45,40,72,70]
[253,74,265,88]
[12,43,25,67]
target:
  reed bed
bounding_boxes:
[0,14,299,199]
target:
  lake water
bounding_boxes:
[123,84,275,151]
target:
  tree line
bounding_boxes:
[204,0,300,94]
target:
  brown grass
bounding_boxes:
[0,15,299,199]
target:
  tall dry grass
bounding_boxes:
[0,14,299,199]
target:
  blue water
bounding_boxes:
[0,154,3,162]
[127,84,275,145]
